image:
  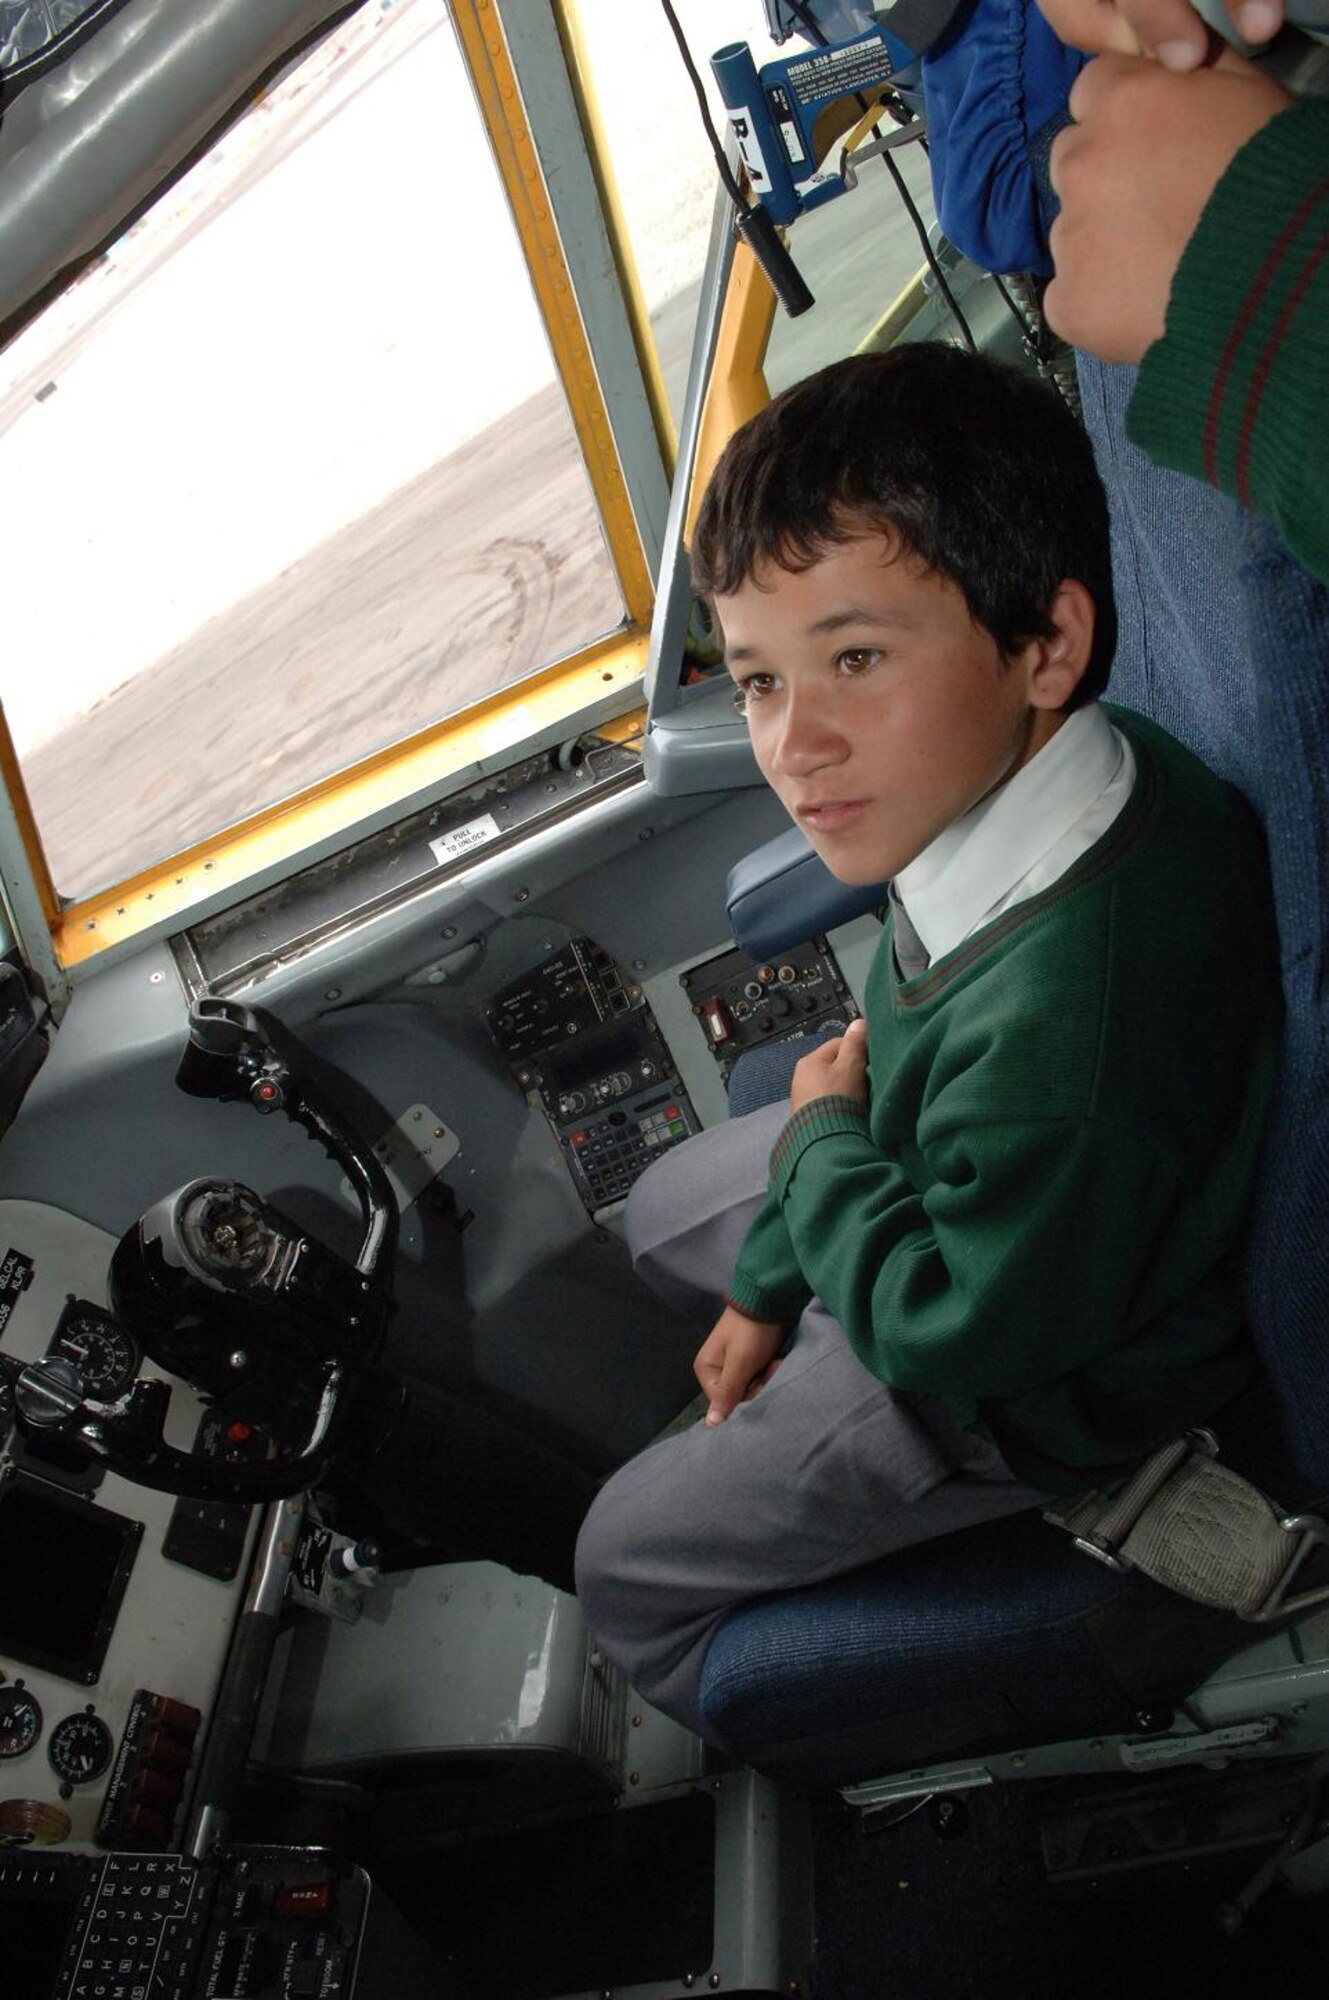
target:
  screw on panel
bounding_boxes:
[149,971,165,984]
[325,988,342,1001]
[709,1976,722,1990]
[514,887,530,902]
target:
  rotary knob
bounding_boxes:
[15,1354,85,1431]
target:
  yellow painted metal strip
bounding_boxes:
[684,238,777,545]
[54,629,649,969]
[0,702,61,931]
[451,0,653,626]
[857,268,932,353]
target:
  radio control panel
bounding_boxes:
[680,935,857,1083]
[486,940,700,1214]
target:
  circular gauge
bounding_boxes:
[0,1682,42,1759]
[48,1711,114,1788]
[50,1306,140,1400]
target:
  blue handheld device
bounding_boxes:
[711,28,920,226]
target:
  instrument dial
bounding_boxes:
[48,1711,114,1787]
[50,1304,140,1400]
[0,1681,42,1758]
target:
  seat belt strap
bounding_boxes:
[1043,1429,1329,1622]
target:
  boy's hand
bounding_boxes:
[695,1306,787,1426]
[789,1018,870,1113]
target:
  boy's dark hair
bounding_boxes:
[690,343,1116,707]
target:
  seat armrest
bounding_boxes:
[726,828,885,959]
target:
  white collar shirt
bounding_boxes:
[893,703,1137,967]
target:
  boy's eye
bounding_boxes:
[837,648,880,676]
[730,672,777,715]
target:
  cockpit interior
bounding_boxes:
[2,3,1329,1997]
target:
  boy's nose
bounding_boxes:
[769,691,849,775]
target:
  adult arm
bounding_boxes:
[1047,56,1329,581]
[1044,52,1293,364]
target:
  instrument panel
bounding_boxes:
[0,1201,258,1855]
[486,938,702,1214]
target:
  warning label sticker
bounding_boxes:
[430,813,501,866]
[726,100,772,193]
[0,1247,34,1337]
[785,40,896,106]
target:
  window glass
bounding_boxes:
[0,0,624,900]
[763,132,937,398]
[566,0,789,427]
[568,0,936,426]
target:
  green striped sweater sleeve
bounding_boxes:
[1128,95,1329,585]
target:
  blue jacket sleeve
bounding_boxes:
[921,0,1085,274]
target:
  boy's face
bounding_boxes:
[718,533,1066,885]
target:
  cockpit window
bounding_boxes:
[0,0,628,905]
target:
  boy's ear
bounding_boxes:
[1025,579,1095,711]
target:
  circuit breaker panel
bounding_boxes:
[680,935,857,1085]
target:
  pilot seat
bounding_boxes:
[693,389,1329,1890]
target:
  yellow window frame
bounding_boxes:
[8,0,658,980]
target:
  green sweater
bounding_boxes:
[727,715,1281,1493]
[1128,95,1329,587]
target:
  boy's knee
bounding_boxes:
[573,1466,640,1631]
[574,1466,711,1731]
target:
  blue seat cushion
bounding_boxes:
[725,826,885,962]
[698,1506,1258,1786]
[699,1371,1324,1785]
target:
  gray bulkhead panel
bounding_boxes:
[0,772,794,1466]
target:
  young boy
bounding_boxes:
[574,343,1281,1735]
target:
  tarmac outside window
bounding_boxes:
[0,0,625,900]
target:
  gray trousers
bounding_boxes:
[573,1102,1047,1736]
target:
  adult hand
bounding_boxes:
[1045,51,1292,364]
[1037,0,1283,68]
[788,1017,870,1113]
[695,1305,787,1426]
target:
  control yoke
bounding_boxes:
[4,999,399,1502]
